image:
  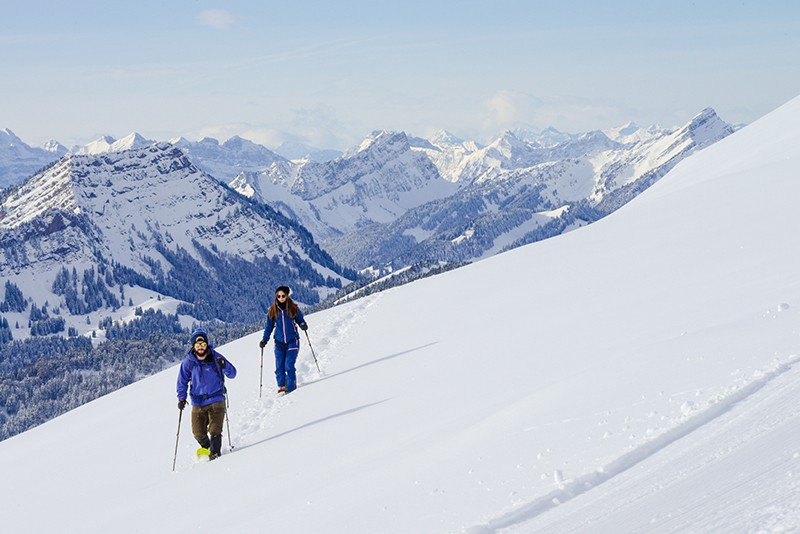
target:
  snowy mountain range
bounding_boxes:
[2,93,798,533]
[229,108,735,268]
[0,110,735,331]
[0,143,350,332]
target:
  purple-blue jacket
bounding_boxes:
[176,348,236,407]
[262,305,306,344]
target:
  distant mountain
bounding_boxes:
[230,130,459,241]
[225,109,735,270]
[0,111,738,276]
[170,135,286,181]
[427,129,468,147]
[592,107,738,213]
[0,129,66,189]
[0,143,351,330]
[1,131,292,191]
[317,109,737,269]
[72,133,155,155]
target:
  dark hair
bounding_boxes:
[268,296,298,320]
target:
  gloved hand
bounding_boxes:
[178,399,187,410]
[300,323,308,331]
[259,340,267,348]
[217,358,226,369]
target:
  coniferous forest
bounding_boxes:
[0,308,258,441]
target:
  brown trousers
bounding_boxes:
[191,401,226,444]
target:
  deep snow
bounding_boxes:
[1,94,800,533]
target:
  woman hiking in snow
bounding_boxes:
[177,328,237,460]
[259,286,308,394]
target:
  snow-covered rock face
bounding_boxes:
[231,131,459,241]
[0,143,344,297]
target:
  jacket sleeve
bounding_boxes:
[176,357,192,399]
[216,352,237,379]
[262,315,275,341]
[295,307,307,328]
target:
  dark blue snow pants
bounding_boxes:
[274,338,300,392]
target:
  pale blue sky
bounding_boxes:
[2,1,799,149]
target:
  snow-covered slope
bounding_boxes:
[2,94,799,532]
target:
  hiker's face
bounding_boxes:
[194,341,208,356]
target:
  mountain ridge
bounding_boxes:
[0,143,351,328]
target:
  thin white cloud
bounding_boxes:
[197,9,237,30]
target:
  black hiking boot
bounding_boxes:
[209,434,222,460]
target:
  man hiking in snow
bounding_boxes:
[177,328,237,460]
[259,286,308,394]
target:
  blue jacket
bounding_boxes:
[262,305,306,344]
[176,348,237,407]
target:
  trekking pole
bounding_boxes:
[223,392,233,450]
[259,346,264,399]
[172,407,183,472]
[216,360,234,451]
[304,330,321,373]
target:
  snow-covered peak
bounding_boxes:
[220,135,278,158]
[43,139,69,154]
[486,130,531,158]
[114,132,153,151]
[604,121,641,141]
[428,129,465,147]
[681,107,736,148]
[75,135,115,154]
[346,130,407,156]
[168,136,189,146]
[71,133,154,155]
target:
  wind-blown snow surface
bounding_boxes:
[3,95,800,532]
